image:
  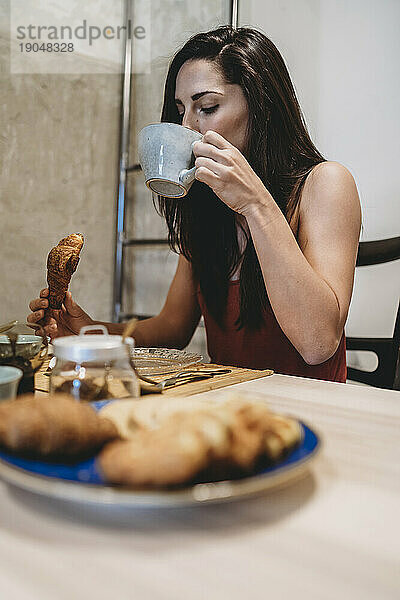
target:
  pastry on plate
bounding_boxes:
[99,396,215,436]
[0,393,119,459]
[98,394,302,487]
[99,424,210,487]
[47,233,84,309]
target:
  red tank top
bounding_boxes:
[197,280,347,382]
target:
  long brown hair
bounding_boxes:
[156,26,326,329]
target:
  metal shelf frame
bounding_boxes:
[112,0,239,322]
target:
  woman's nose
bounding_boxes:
[182,112,200,133]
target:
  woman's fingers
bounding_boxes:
[29,297,48,311]
[28,288,81,339]
[29,319,57,337]
[29,288,49,311]
[39,323,56,338]
[194,166,220,189]
[202,130,232,150]
[195,156,225,176]
[27,288,57,336]
[27,310,57,326]
[63,291,85,318]
[192,141,231,165]
[27,309,45,323]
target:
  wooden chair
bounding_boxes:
[346,236,400,390]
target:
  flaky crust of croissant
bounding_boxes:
[46,233,84,309]
[99,397,302,487]
[0,393,119,459]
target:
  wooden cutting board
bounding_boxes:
[141,363,274,396]
[34,359,273,398]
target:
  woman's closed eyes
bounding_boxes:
[178,104,219,119]
[201,104,219,114]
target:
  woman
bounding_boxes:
[28,26,361,382]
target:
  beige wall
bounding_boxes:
[0,0,120,324]
[0,1,228,360]
[240,0,400,372]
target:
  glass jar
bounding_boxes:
[50,325,139,401]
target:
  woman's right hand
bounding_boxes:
[27,289,93,339]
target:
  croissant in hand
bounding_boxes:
[47,233,84,309]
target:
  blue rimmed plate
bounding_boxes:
[0,400,320,507]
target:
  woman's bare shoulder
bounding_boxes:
[302,161,359,205]
[300,161,361,221]
[296,161,361,250]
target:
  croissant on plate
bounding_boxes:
[46,233,84,309]
[99,396,302,487]
[0,393,119,459]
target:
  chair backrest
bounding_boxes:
[356,236,400,266]
[347,236,400,389]
[356,236,400,345]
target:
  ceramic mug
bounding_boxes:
[138,122,203,198]
[0,366,23,401]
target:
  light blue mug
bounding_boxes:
[138,123,203,198]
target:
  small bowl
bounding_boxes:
[0,366,23,400]
[0,334,43,360]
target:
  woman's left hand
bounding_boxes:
[192,130,270,215]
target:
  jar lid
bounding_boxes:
[52,325,134,362]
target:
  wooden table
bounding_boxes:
[0,374,399,599]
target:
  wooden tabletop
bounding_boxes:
[2,373,400,599]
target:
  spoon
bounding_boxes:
[122,317,138,343]
[0,320,18,334]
